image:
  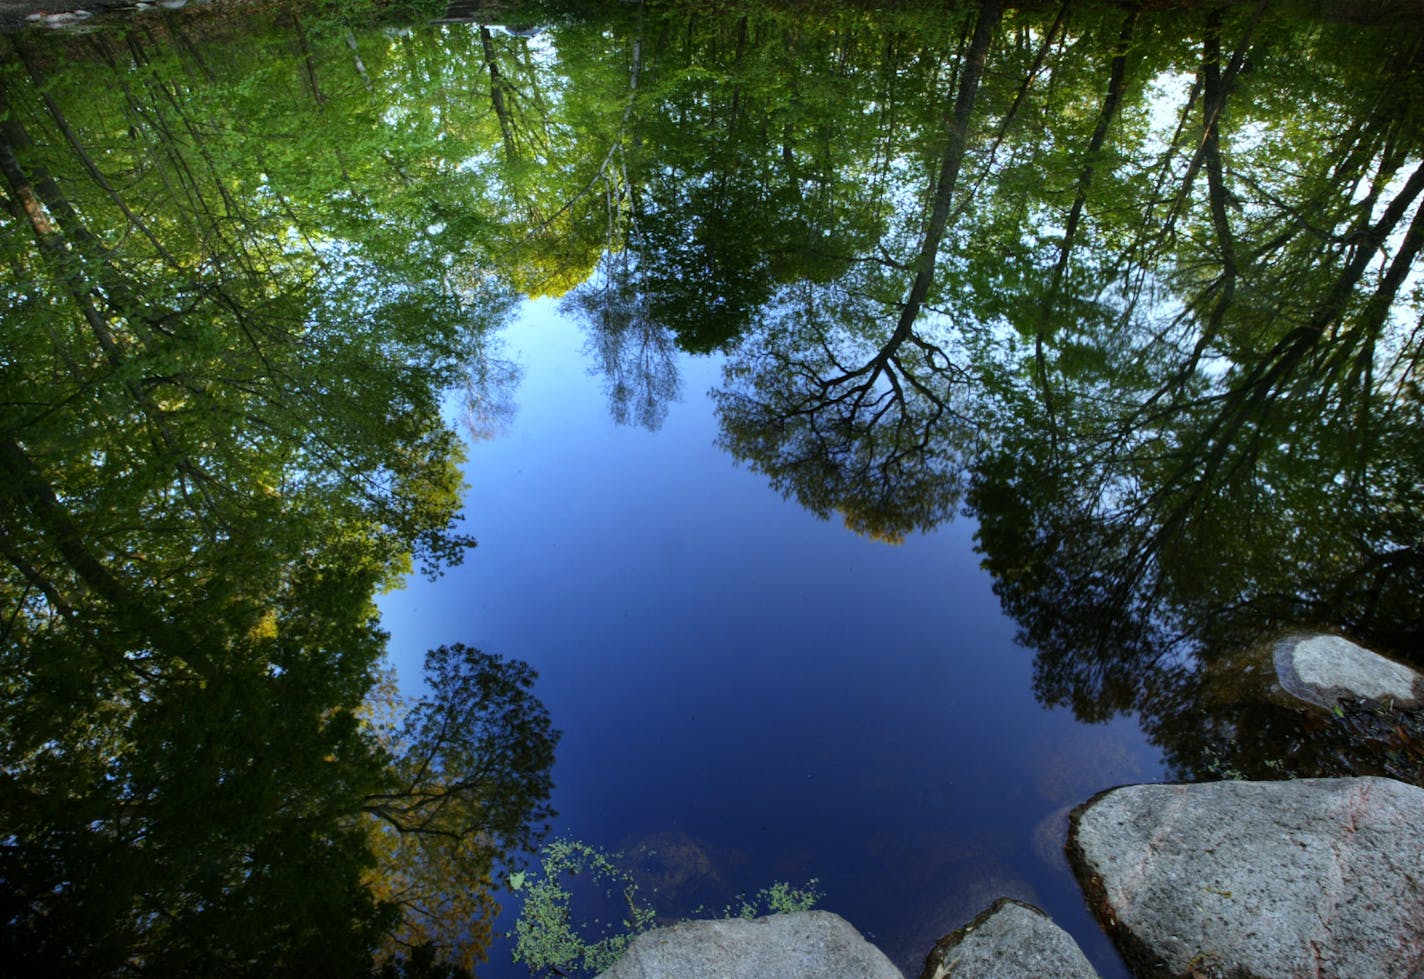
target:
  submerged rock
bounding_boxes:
[616,829,726,912]
[1031,804,1075,874]
[918,898,1097,979]
[1069,776,1424,978]
[1161,633,1424,785]
[595,910,903,979]
[1275,633,1424,709]
[871,828,1041,974]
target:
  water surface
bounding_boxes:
[2,0,1421,975]
[379,299,1162,973]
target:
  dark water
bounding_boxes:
[3,0,1422,975]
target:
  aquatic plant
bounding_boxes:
[731,879,824,918]
[510,838,821,976]
[511,839,657,976]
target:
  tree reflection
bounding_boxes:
[715,282,974,542]
[3,0,1424,970]
[716,0,1001,541]
[960,2,1424,778]
[0,10,552,975]
[364,645,558,972]
[566,253,682,431]
[691,1,1424,777]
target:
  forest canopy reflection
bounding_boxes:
[0,4,558,973]
[1,0,1422,972]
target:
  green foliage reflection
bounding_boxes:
[0,6,553,975]
[3,0,1424,970]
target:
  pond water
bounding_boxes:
[2,0,1421,976]
[377,298,1162,974]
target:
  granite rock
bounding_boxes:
[1069,776,1424,978]
[919,898,1097,979]
[595,910,904,979]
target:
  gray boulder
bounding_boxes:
[1069,776,1424,978]
[1274,633,1424,709]
[595,910,903,979]
[919,898,1097,979]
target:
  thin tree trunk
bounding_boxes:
[481,27,517,160]
[12,37,180,268]
[895,0,1002,340]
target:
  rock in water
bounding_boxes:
[919,898,1097,979]
[1274,633,1424,709]
[1069,777,1424,978]
[595,910,903,979]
